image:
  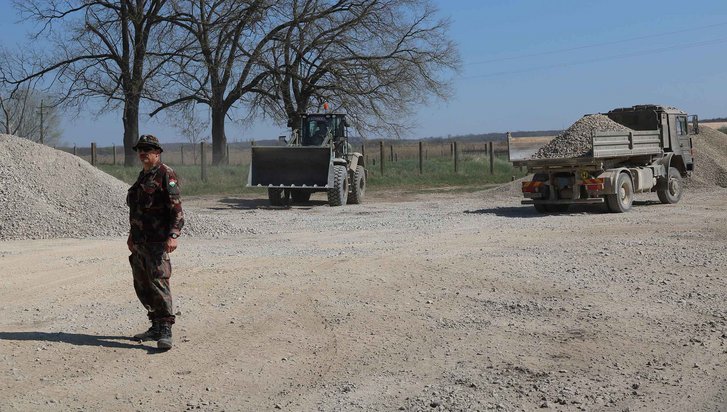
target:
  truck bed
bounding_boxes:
[509,130,662,168]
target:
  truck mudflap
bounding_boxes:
[248,146,332,188]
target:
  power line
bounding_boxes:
[466,21,727,66]
[462,37,727,79]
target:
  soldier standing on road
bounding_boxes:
[126,135,184,350]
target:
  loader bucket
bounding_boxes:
[248,146,332,188]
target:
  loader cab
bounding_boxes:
[299,114,348,147]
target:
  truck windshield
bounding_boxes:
[301,116,331,146]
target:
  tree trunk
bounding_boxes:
[210,108,227,165]
[123,99,140,167]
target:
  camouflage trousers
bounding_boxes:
[129,242,175,324]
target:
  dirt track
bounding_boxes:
[1,186,726,411]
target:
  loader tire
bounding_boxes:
[268,188,286,206]
[291,190,311,203]
[327,165,348,206]
[606,172,633,213]
[657,167,683,204]
[347,166,366,204]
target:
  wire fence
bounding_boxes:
[56,139,525,174]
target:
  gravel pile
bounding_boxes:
[687,126,727,188]
[533,114,633,159]
[0,134,129,240]
[0,134,252,240]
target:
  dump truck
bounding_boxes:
[247,113,367,206]
[508,104,698,213]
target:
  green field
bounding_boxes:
[99,154,525,197]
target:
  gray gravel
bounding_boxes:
[0,134,128,240]
[688,126,727,188]
[533,114,632,159]
[0,134,252,240]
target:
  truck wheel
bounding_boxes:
[606,173,633,213]
[657,167,683,204]
[268,188,286,206]
[347,165,366,204]
[290,190,311,203]
[327,165,348,206]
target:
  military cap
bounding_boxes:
[133,134,163,152]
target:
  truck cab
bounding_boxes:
[607,104,696,173]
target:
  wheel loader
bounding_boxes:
[247,113,367,206]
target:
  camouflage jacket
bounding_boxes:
[127,163,185,243]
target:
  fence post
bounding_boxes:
[226,144,230,165]
[73,145,77,156]
[453,141,459,173]
[489,141,494,175]
[418,141,423,174]
[379,140,385,176]
[361,144,365,158]
[181,145,184,165]
[200,142,207,182]
[91,142,97,166]
[112,145,116,165]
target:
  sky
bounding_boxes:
[1,0,726,147]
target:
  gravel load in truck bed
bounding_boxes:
[532,114,633,159]
[0,134,252,240]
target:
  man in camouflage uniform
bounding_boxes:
[126,134,184,350]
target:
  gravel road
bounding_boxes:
[1,184,725,411]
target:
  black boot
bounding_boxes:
[133,319,161,341]
[157,322,173,350]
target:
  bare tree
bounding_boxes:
[173,103,209,164]
[253,0,460,139]
[151,0,355,165]
[0,50,63,144]
[8,0,180,166]
[151,0,272,165]
[0,88,63,145]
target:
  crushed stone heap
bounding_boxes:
[533,114,633,159]
[0,135,128,239]
[0,134,253,240]
[687,126,727,189]
[0,134,128,240]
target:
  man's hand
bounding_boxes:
[165,237,178,253]
[127,234,134,252]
